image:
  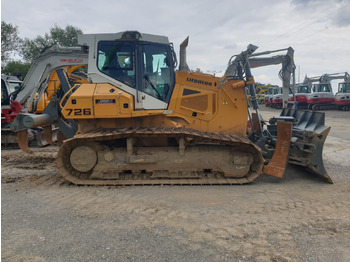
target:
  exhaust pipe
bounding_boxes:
[179,36,190,72]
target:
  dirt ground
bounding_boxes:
[1,107,350,262]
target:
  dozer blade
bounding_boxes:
[270,109,333,183]
[289,126,332,183]
[263,121,292,178]
[16,129,33,154]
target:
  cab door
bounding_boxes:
[136,43,176,110]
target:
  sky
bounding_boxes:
[1,0,350,91]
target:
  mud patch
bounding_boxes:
[2,153,56,170]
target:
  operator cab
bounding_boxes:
[79,31,177,110]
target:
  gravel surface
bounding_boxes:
[2,107,350,262]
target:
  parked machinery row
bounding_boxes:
[287,72,350,111]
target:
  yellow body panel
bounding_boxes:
[61,83,95,119]
[167,71,248,136]
[93,84,134,118]
[62,71,249,136]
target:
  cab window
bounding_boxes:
[97,41,135,87]
[8,82,21,94]
[339,83,350,93]
[315,84,332,92]
[298,85,311,93]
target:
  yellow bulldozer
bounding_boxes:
[12,31,332,185]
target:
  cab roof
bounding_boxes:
[78,31,170,47]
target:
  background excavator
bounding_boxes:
[1,46,88,148]
[269,86,283,109]
[11,31,332,185]
[336,75,350,111]
[303,72,349,110]
[264,86,276,106]
[288,84,311,109]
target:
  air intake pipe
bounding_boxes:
[179,36,190,72]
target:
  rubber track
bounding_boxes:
[56,127,264,186]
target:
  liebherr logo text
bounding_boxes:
[186,77,213,86]
[60,59,84,63]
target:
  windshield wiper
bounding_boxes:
[144,74,162,100]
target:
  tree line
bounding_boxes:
[1,21,82,78]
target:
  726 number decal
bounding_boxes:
[66,108,92,116]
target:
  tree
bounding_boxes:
[20,34,51,63]
[20,25,83,62]
[1,21,21,65]
[2,61,31,79]
[50,25,82,47]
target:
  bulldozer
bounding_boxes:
[11,31,332,185]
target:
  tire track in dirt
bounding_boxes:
[2,127,350,262]
[19,182,349,262]
[3,163,350,262]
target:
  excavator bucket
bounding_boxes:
[263,121,292,178]
[268,109,332,183]
[16,129,33,154]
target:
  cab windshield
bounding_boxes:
[313,84,332,93]
[338,82,350,93]
[273,88,281,94]
[297,85,311,93]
